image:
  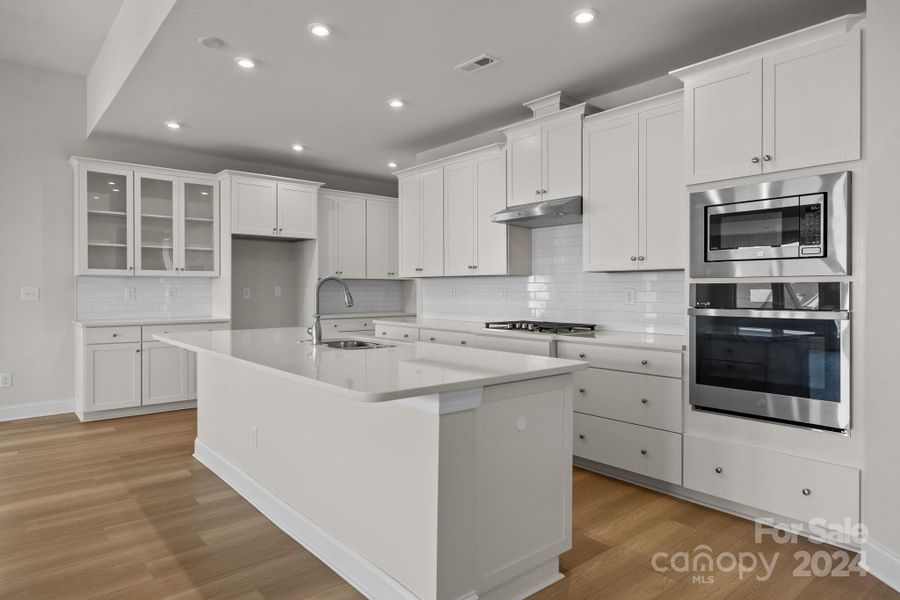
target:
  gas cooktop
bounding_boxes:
[484,320,597,335]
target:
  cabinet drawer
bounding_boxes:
[557,342,682,378]
[419,329,477,348]
[574,413,682,485]
[683,436,860,527]
[321,317,375,333]
[375,324,419,342]
[468,335,553,356]
[84,326,142,345]
[574,368,682,432]
[142,322,230,342]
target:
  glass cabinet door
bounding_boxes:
[83,168,133,273]
[180,178,218,275]
[135,173,178,275]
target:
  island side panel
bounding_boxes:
[194,353,441,600]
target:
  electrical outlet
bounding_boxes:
[250,426,259,450]
[500,288,508,301]
[449,288,456,300]
[20,286,39,301]
[0,373,12,388]
[274,286,282,298]
[165,286,177,300]
[243,288,251,299]
[125,287,136,301]
[624,288,636,305]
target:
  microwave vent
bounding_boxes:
[454,54,499,74]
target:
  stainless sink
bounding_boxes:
[324,340,393,350]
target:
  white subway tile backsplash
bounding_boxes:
[422,224,686,335]
[77,276,212,321]
[317,279,404,315]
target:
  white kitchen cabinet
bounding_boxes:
[318,192,367,279]
[84,342,142,411]
[366,198,399,278]
[226,172,322,238]
[179,177,219,276]
[141,340,190,405]
[397,167,444,277]
[583,92,684,272]
[74,161,135,275]
[501,104,587,207]
[443,160,477,276]
[673,19,861,184]
[135,172,179,276]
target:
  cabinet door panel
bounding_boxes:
[640,102,685,271]
[583,114,640,271]
[142,341,190,405]
[277,182,317,239]
[85,342,141,411]
[763,30,861,173]
[135,172,178,276]
[443,161,476,276]
[388,202,399,278]
[474,153,509,276]
[420,168,444,277]
[232,178,277,236]
[337,196,367,278]
[542,117,582,200]
[506,126,542,207]
[180,177,219,276]
[366,198,395,278]
[79,166,134,275]
[398,176,421,277]
[318,194,338,276]
[686,61,763,184]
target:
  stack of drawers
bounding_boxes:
[557,341,684,485]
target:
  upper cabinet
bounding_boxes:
[366,197,399,279]
[318,192,367,279]
[583,92,685,272]
[398,167,444,277]
[225,172,322,239]
[501,103,588,207]
[72,159,220,277]
[673,16,862,184]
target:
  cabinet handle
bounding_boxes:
[112,333,118,338]
[641,398,648,405]
[541,189,547,194]
[135,349,141,353]
[802,488,811,496]
[333,323,338,328]
[763,154,772,162]
[715,467,723,474]
[578,434,586,440]
[381,331,387,336]
[640,449,648,456]
[429,337,436,342]
[641,359,648,365]
[751,156,760,164]
[473,265,477,269]
[460,340,467,345]
[638,256,645,261]
[578,353,586,359]
[535,190,542,195]
[578,388,586,394]
[273,227,277,233]
[278,228,283,232]
[631,256,637,261]
[403,334,409,339]
[128,266,134,271]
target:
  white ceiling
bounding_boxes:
[0,0,124,75]
[90,0,864,184]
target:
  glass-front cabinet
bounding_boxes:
[73,159,219,277]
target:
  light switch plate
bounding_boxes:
[20,286,39,301]
[125,287,136,301]
[165,286,177,300]
[274,286,282,298]
[449,288,456,301]
[624,288,635,305]
[0,373,11,388]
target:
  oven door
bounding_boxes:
[689,308,850,431]
[706,197,800,262]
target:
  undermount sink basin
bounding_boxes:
[324,340,393,350]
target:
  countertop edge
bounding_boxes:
[74,317,232,327]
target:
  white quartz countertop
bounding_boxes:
[372,318,686,351]
[155,327,588,402]
[318,312,416,320]
[74,317,231,327]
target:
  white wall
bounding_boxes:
[863,0,900,576]
[0,58,395,412]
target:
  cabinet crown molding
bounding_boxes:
[669,13,864,81]
[392,143,505,178]
[217,169,324,187]
[69,156,216,180]
[498,102,593,135]
[585,90,684,125]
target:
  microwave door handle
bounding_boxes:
[688,307,850,320]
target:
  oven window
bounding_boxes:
[708,205,799,250]
[694,315,841,401]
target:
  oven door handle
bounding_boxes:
[688,307,850,320]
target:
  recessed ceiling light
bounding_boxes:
[291,143,304,152]
[235,57,255,69]
[165,121,181,129]
[308,23,331,37]
[388,162,398,169]
[198,36,225,49]
[388,99,404,109]
[572,8,597,24]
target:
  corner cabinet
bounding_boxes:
[72,158,220,277]
[223,171,322,239]
[583,92,685,272]
[672,17,861,184]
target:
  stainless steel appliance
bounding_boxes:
[689,282,850,431]
[484,320,595,335]
[690,172,850,277]
[490,196,582,228]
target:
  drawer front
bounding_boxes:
[142,322,230,342]
[375,324,419,342]
[574,413,682,485]
[321,317,375,333]
[468,335,553,357]
[683,436,860,527]
[557,342,682,378]
[574,368,682,432]
[84,326,142,345]
[419,329,477,348]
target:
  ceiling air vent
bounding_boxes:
[454,54,500,74]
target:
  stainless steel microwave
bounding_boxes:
[690,172,850,278]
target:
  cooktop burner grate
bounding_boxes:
[484,320,597,335]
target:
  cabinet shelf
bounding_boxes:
[141,213,174,220]
[87,209,127,217]
[141,243,174,249]
[185,246,214,252]
[184,216,214,223]
[88,241,127,248]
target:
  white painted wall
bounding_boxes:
[0,58,394,412]
[863,0,900,576]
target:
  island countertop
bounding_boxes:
[155,327,587,402]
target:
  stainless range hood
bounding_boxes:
[490,196,582,228]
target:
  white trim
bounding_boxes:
[78,400,196,422]
[860,539,900,593]
[0,398,75,422]
[193,439,420,600]
[439,388,483,415]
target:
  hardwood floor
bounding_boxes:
[0,409,895,600]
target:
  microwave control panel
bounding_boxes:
[799,195,824,256]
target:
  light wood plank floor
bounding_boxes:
[0,409,896,600]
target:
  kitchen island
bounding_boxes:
[155,327,588,600]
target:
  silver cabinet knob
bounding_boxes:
[273,227,277,233]
[763,154,772,161]
[429,337,436,342]
[381,331,387,336]
[578,388,586,394]
[638,256,645,261]
[535,190,542,195]
[751,156,760,163]
[578,434,585,440]
[802,488,811,496]
[135,349,141,353]
[640,449,648,456]
[333,323,338,328]
[541,189,547,194]
[631,256,637,261]
[403,334,409,339]
[641,398,648,404]
[641,359,648,365]
[278,228,283,232]
[460,340,467,345]
[715,467,723,474]
[112,333,118,337]
[578,353,586,359]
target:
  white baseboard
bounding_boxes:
[193,439,420,600]
[0,398,75,422]
[861,539,900,593]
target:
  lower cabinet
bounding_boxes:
[375,323,420,342]
[84,342,142,411]
[141,341,191,405]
